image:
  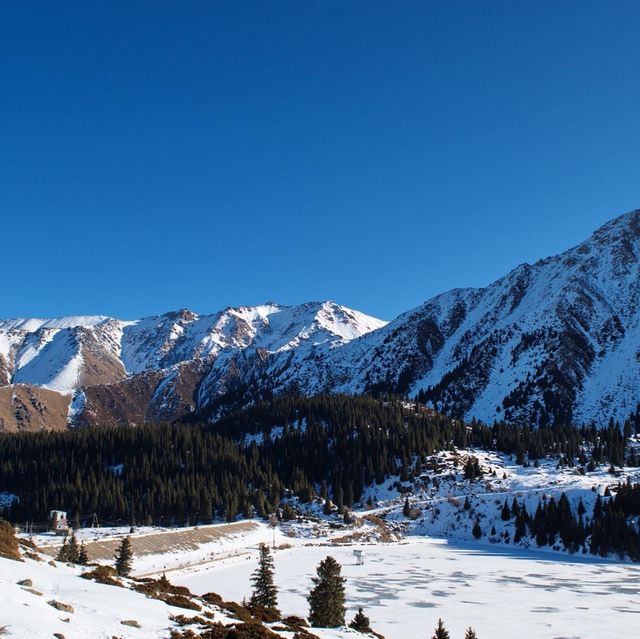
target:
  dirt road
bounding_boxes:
[37,521,260,562]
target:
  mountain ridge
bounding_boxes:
[0,209,639,430]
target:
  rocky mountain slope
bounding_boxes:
[0,302,387,429]
[0,210,639,429]
[316,208,640,426]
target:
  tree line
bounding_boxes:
[478,483,640,561]
[0,394,638,559]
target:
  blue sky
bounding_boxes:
[2,1,639,321]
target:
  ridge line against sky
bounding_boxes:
[0,208,635,324]
[2,1,639,320]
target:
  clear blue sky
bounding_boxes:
[2,1,639,321]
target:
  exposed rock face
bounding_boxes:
[0,210,639,428]
[0,302,386,429]
[0,385,70,432]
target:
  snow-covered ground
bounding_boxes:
[7,449,640,638]
[171,533,640,639]
[0,538,365,639]
[0,555,196,638]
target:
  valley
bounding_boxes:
[5,437,640,637]
[2,212,640,637]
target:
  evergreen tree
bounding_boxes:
[2,394,640,562]
[307,556,346,627]
[114,536,133,577]
[57,538,69,562]
[78,541,89,565]
[464,457,482,481]
[432,618,450,639]
[577,498,586,517]
[249,543,279,613]
[67,533,80,563]
[594,495,603,519]
[465,628,478,639]
[282,503,296,521]
[514,509,528,543]
[349,607,371,632]
[403,496,411,517]
[472,519,482,539]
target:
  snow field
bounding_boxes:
[0,556,194,638]
[173,536,640,639]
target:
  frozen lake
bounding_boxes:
[173,537,640,639]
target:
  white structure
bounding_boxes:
[353,549,364,565]
[48,510,70,536]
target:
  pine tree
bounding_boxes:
[432,618,450,639]
[514,511,527,543]
[465,628,478,639]
[464,457,482,481]
[501,499,511,521]
[114,536,133,577]
[67,533,80,563]
[472,519,482,539]
[594,495,603,519]
[577,498,586,517]
[349,607,371,632]
[403,497,411,517]
[282,503,296,521]
[78,542,89,565]
[57,538,69,562]
[307,556,346,627]
[249,543,279,613]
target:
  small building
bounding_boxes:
[49,510,70,536]
[353,549,365,565]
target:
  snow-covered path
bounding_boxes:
[173,537,640,639]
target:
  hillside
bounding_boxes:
[2,394,639,563]
[309,209,640,426]
[0,521,366,639]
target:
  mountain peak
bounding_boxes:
[588,208,640,244]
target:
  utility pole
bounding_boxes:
[269,514,278,549]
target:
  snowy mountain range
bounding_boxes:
[1,209,639,430]
[0,302,387,430]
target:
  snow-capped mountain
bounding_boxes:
[1,210,639,430]
[312,209,640,426]
[0,301,386,430]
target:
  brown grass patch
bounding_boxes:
[81,564,122,587]
[0,519,21,561]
